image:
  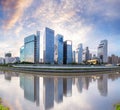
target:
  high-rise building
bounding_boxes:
[20,46,24,62]
[97,40,108,63]
[82,47,90,62]
[24,31,40,63]
[43,27,54,64]
[72,51,76,63]
[63,40,72,64]
[78,43,83,64]
[54,34,64,64]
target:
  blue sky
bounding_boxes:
[0,0,120,58]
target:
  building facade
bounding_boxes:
[24,31,40,63]
[63,40,72,64]
[43,27,54,64]
[97,40,108,63]
[54,34,64,64]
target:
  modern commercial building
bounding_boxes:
[82,47,90,62]
[24,31,40,63]
[54,34,64,64]
[0,58,5,64]
[43,27,54,64]
[20,46,24,62]
[78,43,83,64]
[97,40,108,63]
[72,51,76,63]
[63,40,72,64]
[108,54,120,64]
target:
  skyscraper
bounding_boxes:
[98,40,108,63]
[78,43,83,64]
[24,31,40,63]
[63,40,72,64]
[43,27,54,64]
[54,34,64,64]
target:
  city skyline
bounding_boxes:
[0,0,120,57]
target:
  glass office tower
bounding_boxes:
[54,34,63,64]
[24,31,40,63]
[78,43,83,64]
[43,27,54,64]
[63,40,72,64]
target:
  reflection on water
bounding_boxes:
[0,71,120,110]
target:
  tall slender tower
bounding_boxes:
[54,34,64,64]
[24,31,40,63]
[43,27,54,64]
[63,40,72,64]
[78,43,83,64]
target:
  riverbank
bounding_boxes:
[0,64,120,75]
[0,98,10,110]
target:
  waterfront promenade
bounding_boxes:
[0,64,119,75]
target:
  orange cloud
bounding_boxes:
[2,0,33,29]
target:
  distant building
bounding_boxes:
[0,58,5,64]
[63,40,72,64]
[4,57,20,64]
[108,54,120,64]
[97,40,108,63]
[72,51,76,63]
[82,47,90,62]
[20,46,24,62]
[78,44,83,64]
[54,34,64,64]
[5,52,12,57]
[43,27,54,64]
[24,31,40,63]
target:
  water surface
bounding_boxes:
[0,71,120,110]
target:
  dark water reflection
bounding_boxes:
[0,71,120,110]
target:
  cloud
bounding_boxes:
[1,0,33,29]
[0,0,120,57]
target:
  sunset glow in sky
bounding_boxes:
[0,0,120,58]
